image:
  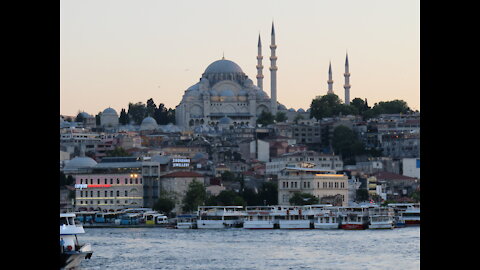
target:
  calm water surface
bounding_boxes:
[79,227,419,270]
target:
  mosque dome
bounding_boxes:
[297,108,305,113]
[238,89,248,96]
[140,116,158,130]
[102,107,118,115]
[64,156,97,170]
[219,89,235,97]
[209,89,219,96]
[278,104,287,110]
[218,116,233,125]
[204,59,244,74]
[288,108,296,112]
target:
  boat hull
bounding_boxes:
[369,222,394,229]
[60,244,93,269]
[405,220,420,226]
[279,220,310,229]
[313,223,338,229]
[340,223,367,230]
[243,222,275,229]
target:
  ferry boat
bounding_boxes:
[368,207,394,229]
[274,206,311,229]
[60,213,93,269]
[243,206,277,229]
[197,206,245,229]
[388,203,420,226]
[176,214,198,229]
[338,206,370,230]
[313,207,340,229]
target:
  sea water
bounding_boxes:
[78,227,420,270]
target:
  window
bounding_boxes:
[135,178,138,184]
[117,178,120,184]
[125,190,128,196]
[80,179,83,184]
[117,190,120,197]
[80,191,83,197]
[110,191,113,197]
[105,191,108,197]
[90,191,93,197]
[97,179,100,184]
[125,179,128,184]
[97,191,100,197]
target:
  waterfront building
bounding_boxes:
[402,158,420,179]
[277,167,349,206]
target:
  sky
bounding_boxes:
[60,0,420,117]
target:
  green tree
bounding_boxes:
[146,98,157,117]
[119,108,129,125]
[309,94,343,119]
[332,125,364,164]
[127,102,146,125]
[256,110,275,126]
[211,190,245,206]
[153,196,176,216]
[258,182,278,205]
[275,111,288,123]
[289,192,319,205]
[356,189,369,202]
[182,180,206,212]
[106,147,131,157]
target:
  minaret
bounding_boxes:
[269,22,278,115]
[256,34,264,90]
[327,61,334,94]
[344,53,351,105]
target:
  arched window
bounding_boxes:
[125,190,128,197]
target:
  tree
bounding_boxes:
[332,125,364,164]
[275,111,288,123]
[106,147,131,157]
[356,189,369,202]
[182,180,206,212]
[256,110,275,126]
[258,182,278,205]
[153,196,176,216]
[309,94,343,119]
[60,171,74,187]
[146,98,157,117]
[208,190,245,206]
[119,108,129,125]
[289,192,319,205]
[127,102,146,125]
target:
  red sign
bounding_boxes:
[87,185,111,188]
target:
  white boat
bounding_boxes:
[274,206,311,229]
[243,206,277,229]
[388,203,420,226]
[176,214,197,229]
[60,213,93,269]
[313,207,339,229]
[197,206,245,229]
[368,207,394,229]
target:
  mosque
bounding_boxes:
[175,22,352,130]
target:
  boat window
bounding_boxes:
[60,217,68,226]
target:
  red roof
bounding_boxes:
[162,171,204,178]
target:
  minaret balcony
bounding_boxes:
[269,67,278,71]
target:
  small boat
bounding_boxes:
[176,214,198,229]
[60,213,93,269]
[368,207,394,229]
[243,206,277,229]
[197,206,245,229]
[338,206,370,230]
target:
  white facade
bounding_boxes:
[266,152,343,176]
[277,167,349,206]
[402,158,420,179]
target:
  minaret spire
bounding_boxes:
[327,61,334,94]
[344,52,351,105]
[269,21,278,115]
[256,34,264,90]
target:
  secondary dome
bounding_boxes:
[64,156,97,169]
[204,59,244,74]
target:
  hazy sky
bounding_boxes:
[60,0,419,117]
